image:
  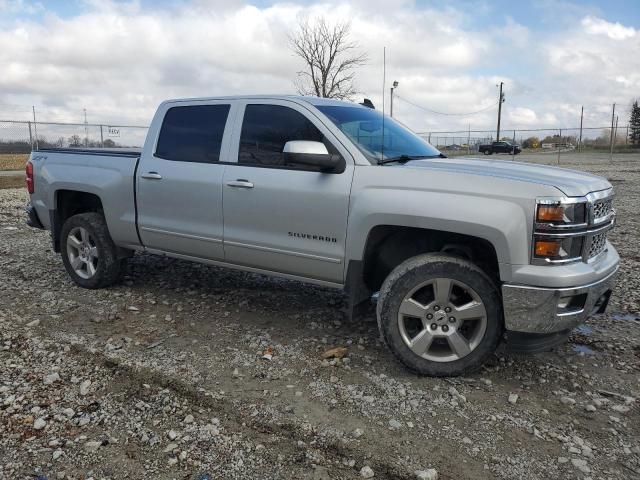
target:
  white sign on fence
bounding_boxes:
[107,126,120,137]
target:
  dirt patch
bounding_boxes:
[0,175,23,189]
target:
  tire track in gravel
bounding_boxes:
[61,339,421,480]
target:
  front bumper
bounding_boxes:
[502,265,618,333]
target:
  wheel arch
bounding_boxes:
[345,224,504,311]
[51,189,104,252]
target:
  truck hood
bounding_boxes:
[403,157,611,197]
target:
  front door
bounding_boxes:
[136,101,236,260]
[222,100,354,284]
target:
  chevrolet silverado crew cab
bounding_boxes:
[25,95,618,376]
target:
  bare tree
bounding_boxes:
[290,18,367,100]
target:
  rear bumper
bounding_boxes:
[502,265,618,334]
[26,204,44,229]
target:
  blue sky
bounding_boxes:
[13,0,639,28]
[1,0,638,131]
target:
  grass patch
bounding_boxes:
[0,153,29,171]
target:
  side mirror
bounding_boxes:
[283,141,345,173]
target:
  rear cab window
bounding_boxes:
[155,104,231,163]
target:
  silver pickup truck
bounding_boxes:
[25,95,619,376]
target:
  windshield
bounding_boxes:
[316,105,441,164]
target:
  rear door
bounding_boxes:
[222,100,354,284]
[136,100,236,260]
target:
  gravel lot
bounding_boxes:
[1,159,639,480]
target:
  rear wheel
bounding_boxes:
[483,150,491,155]
[60,212,124,289]
[377,254,502,376]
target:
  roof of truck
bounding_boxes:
[162,95,366,108]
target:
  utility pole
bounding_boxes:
[578,105,584,152]
[496,82,504,141]
[390,81,398,117]
[32,106,39,150]
[609,103,616,162]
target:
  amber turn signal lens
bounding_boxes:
[535,240,561,257]
[537,205,564,222]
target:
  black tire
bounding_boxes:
[483,150,491,155]
[60,212,124,289]
[377,253,502,377]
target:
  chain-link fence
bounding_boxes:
[417,125,639,165]
[1,118,638,170]
[0,119,148,153]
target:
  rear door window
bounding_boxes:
[156,104,230,163]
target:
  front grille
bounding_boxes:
[588,232,607,259]
[593,199,613,222]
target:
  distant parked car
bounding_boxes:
[478,141,521,155]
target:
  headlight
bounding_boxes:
[532,191,615,265]
[533,198,588,264]
[535,201,587,227]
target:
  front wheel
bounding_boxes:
[377,254,502,376]
[60,212,124,289]
[483,150,491,155]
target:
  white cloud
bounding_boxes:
[582,15,636,40]
[507,107,538,126]
[542,16,640,122]
[0,3,636,136]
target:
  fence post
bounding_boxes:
[28,121,33,150]
[512,130,516,161]
[557,128,562,165]
[100,125,104,147]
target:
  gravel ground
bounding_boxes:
[1,160,639,480]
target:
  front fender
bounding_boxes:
[346,188,533,283]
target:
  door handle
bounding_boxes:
[141,172,162,180]
[226,179,254,189]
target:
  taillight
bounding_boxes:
[26,161,34,194]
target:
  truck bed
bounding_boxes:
[36,147,142,157]
[29,147,142,251]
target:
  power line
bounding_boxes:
[394,94,499,116]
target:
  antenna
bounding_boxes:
[381,46,386,162]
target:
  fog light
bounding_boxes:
[534,240,561,257]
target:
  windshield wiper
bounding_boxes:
[378,153,446,165]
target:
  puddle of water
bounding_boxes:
[575,324,593,335]
[572,344,596,355]
[612,313,639,322]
